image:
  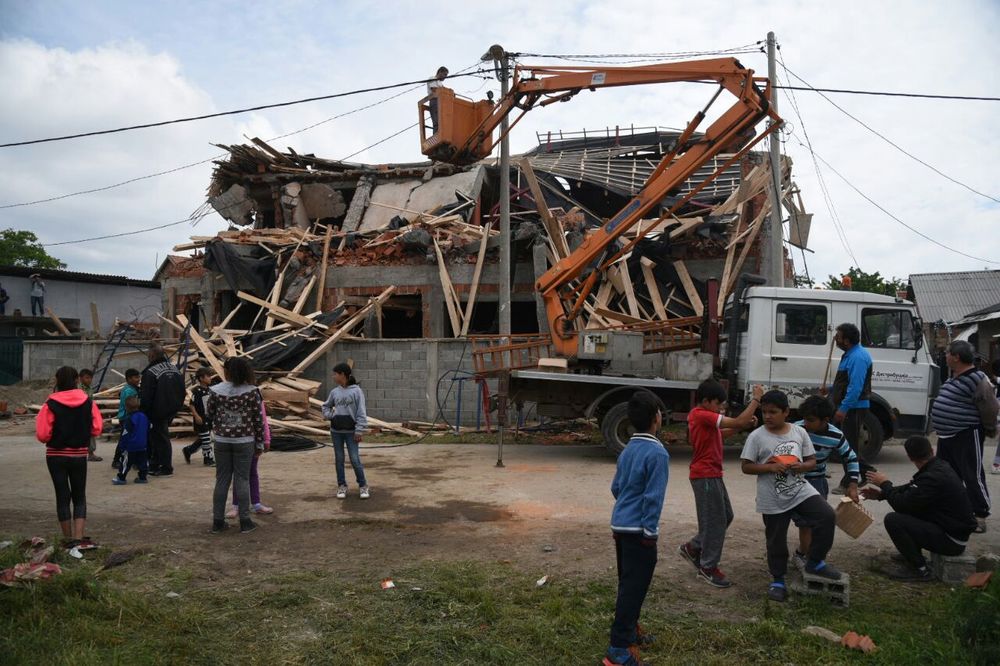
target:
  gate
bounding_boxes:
[0,337,23,385]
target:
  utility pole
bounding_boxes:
[765,31,785,287]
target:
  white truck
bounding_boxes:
[508,281,938,458]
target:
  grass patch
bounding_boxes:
[1,545,995,665]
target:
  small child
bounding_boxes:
[321,362,369,499]
[603,392,669,666]
[79,369,103,462]
[740,390,842,602]
[678,380,762,588]
[793,395,861,568]
[111,369,141,469]
[112,396,150,484]
[182,368,216,466]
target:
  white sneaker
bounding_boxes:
[360,486,371,499]
[336,485,347,499]
[991,463,1000,475]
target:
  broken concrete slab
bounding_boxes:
[299,183,347,220]
[358,180,422,233]
[209,184,255,226]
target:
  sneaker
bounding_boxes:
[974,517,987,534]
[603,645,646,666]
[62,538,80,550]
[182,448,193,464]
[677,542,701,569]
[88,454,103,462]
[336,485,348,499]
[226,506,238,519]
[203,457,216,467]
[149,470,173,477]
[767,581,788,602]
[253,503,274,515]
[991,463,1000,475]
[360,486,371,499]
[239,519,258,534]
[887,564,933,582]
[134,477,148,484]
[793,550,807,571]
[111,476,127,485]
[210,520,229,534]
[889,551,908,564]
[76,538,98,551]
[698,566,733,588]
[805,560,843,580]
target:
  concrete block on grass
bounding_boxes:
[791,571,850,607]
[932,552,977,584]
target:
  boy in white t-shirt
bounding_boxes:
[741,390,843,602]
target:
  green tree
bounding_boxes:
[0,229,65,269]
[826,266,906,297]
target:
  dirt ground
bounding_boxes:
[2,421,998,604]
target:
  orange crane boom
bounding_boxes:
[418,58,782,358]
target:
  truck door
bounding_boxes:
[769,300,831,406]
[860,307,932,435]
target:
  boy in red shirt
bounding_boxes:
[678,380,763,587]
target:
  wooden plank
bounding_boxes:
[594,307,646,325]
[367,416,421,437]
[269,419,330,437]
[315,225,333,311]
[158,314,186,334]
[260,387,309,403]
[518,158,571,259]
[265,271,285,331]
[276,376,323,392]
[667,216,704,239]
[45,307,71,336]
[177,314,225,378]
[90,302,100,335]
[288,287,395,376]
[672,260,703,316]
[617,264,640,318]
[219,331,238,358]
[211,303,243,340]
[432,237,462,337]
[237,290,314,328]
[639,258,668,321]
[291,275,316,315]
[459,221,490,337]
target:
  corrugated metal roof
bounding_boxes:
[907,270,1000,324]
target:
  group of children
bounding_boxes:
[605,381,862,666]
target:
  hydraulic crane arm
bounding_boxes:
[418,58,782,358]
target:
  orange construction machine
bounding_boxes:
[418,58,782,362]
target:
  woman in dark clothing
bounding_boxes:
[35,366,103,549]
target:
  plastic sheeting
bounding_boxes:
[203,240,277,296]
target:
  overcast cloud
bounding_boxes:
[1,0,998,282]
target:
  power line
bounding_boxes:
[779,62,1000,204]
[774,84,1000,103]
[0,71,487,148]
[812,151,998,265]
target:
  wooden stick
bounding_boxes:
[237,291,315,328]
[459,221,491,337]
[639,258,668,320]
[617,265,640,318]
[177,314,225,378]
[90,302,100,335]
[265,271,285,331]
[45,307,71,336]
[673,260,703,316]
[210,303,243,340]
[315,225,333,311]
[518,158,570,259]
[433,238,462,337]
[287,287,395,376]
[291,275,316,316]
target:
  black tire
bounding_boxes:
[859,410,885,462]
[600,401,635,457]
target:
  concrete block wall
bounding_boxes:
[23,341,145,386]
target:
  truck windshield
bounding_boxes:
[862,308,917,350]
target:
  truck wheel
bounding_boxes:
[600,402,634,457]
[859,410,884,462]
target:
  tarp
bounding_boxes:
[238,306,346,370]
[203,240,277,296]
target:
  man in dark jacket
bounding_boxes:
[140,343,186,476]
[861,436,977,582]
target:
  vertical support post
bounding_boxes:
[496,369,509,467]
[765,31,785,287]
[493,44,512,337]
[704,278,720,365]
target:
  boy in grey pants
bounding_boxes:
[678,380,762,588]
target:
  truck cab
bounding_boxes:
[735,287,937,460]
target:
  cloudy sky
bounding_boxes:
[1,1,998,282]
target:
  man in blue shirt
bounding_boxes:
[825,322,874,491]
[604,392,669,666]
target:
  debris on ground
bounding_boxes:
[801,626,842,643]
[0,562,62,586]
[535,575,549,587]
[841,631,878,654]
[380,578,395,590]
[965,571,994,589]
[95,548,147,575]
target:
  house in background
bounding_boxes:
[906,270,1000,354]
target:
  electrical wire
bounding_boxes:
[1,62,487,209]
[779,61,1000,204]
[0,71,488,148]
[774,85,1000,103]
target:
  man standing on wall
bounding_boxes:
[826,322,874,491]
[930,340,995,534]
[140,343,186,477]
[29,274,46,316]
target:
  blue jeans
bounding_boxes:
[31,296,44,316]
[331,431,366,487]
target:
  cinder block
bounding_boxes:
[932,553,978,584]
[791,571,851,607]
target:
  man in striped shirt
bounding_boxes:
[930,340,996,533]
[792,395,861,568]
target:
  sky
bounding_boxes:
[1,0,998,282]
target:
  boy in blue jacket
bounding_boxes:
[604,392,669,666]
[112,396,150,485]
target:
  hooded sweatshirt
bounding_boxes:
[35,389,103,457]
[207,382,265,449]
[321,384,368,434]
